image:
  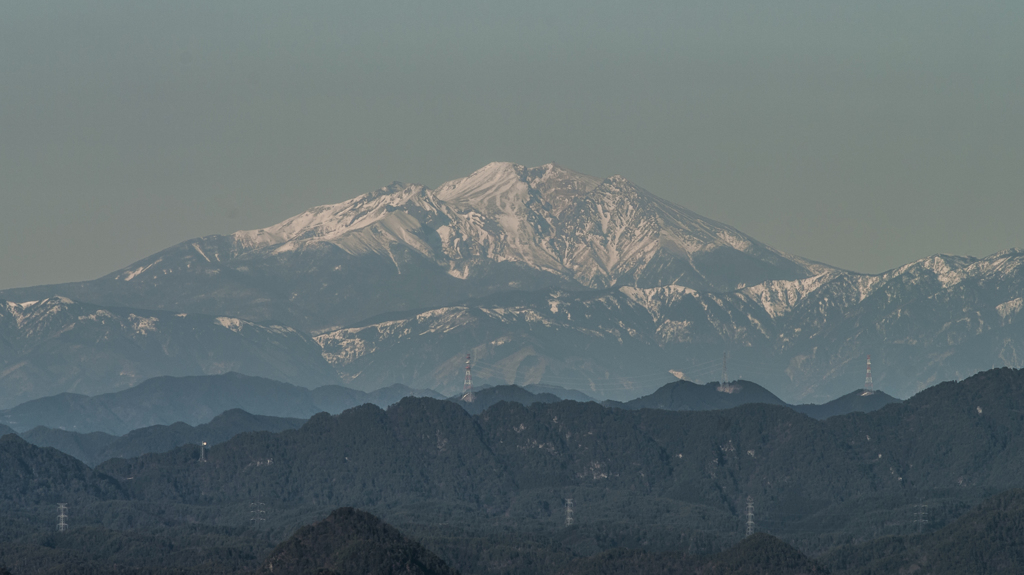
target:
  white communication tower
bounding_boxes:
[565,498,574,527]
[200,441,207,463]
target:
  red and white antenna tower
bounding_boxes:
[864,355,874,393]
[462,354,475,403]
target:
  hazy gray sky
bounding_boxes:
[2,1,1022,290]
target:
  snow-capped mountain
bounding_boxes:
[0,297,337,408]
[316,250,1024,402]
[0,162,1020,404]
[0,163,826,333]
[235,162,825,291]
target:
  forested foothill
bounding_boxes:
[1,368,1024,573]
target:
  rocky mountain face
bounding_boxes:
[318,249,1024,402]
[0,163,824,334]
[0,162,1020,404]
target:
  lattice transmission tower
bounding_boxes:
[250,501,266,529]
[57,503,68,532]
[864,355,874,393]
[745,496,755,536]
[718,351,728,391]
[462,354,475,403]
[914,504,928,533]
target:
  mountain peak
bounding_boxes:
[434,161,530,207]
[435,162,608,207]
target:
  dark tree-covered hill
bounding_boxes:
[0,434,123,506]
[823,488,1024,574]
[22,408,306,467]
[89,369,1024,551]
[18,427,118,466]
[0,373,438,435]
[559,533,827,575]
[621,379,787,412]
[257,507,459,575]
[3,368,1024,574]
[450,384,564,415]
[791,389,901,420]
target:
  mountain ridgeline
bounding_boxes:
[0,162,1019,405]
[1,372,896,459]
[0,372,899,473]
[1,368,1024,573]
[0,297,338,409]
[0,163,825,333]
[18,408,306,467]
[255,507,459,575]
[99,370,1024,525]
[0,373,442,435]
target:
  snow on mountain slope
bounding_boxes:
[0,297,337,408]
[230,161,826,292]
[0,163,827,333]
[316,250,1024,402]
[2,163,1020,404]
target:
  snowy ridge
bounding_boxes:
[0,296,336,407]
[27,161,838,333]
[313,249,1024,400]
[4,162,1020,403]
[226,162,827,292]
[0,297,300,343]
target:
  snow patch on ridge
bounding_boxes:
[122,258,162,282]
[742,274,835,318]
[220,162,826,293]
[215,317,245,333]
[129,314,159,335]
[997,298,1023,321]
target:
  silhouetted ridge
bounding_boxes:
[0,434,124,505]
[0,373,438,435]
[622,379,787,411]
[822,488,1024,573]
[257,507,458,575]
[560,533,825,574]
[450,384,565,414]
[703,532,828,574]
[792,389,901,420]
